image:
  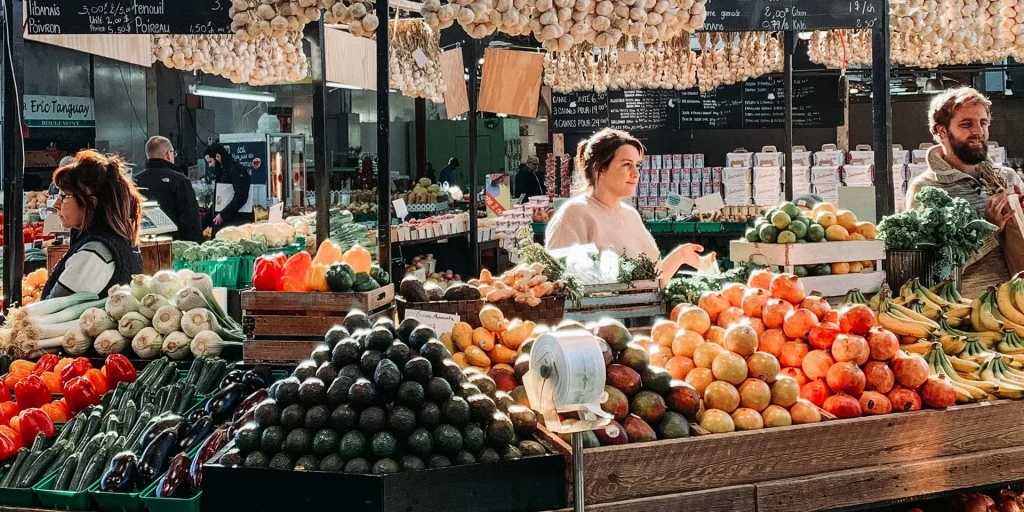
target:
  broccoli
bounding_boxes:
[182,246,203,263]
[172,241,198,260]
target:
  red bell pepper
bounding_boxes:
[253,253,287,291]
[102,354,136,386]
[0,380,10,404]
[60,357,91,386]
[18,409,55,446]
[0,431,17,461]
[32,354,59,376]
[63,377,99,413]
[83,369,108,396]
[13,375,50,410]
[0,426,21,452]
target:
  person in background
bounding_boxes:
[439,157,459,187]
[46,155,77,217]
[204,143,252,232]
[42,150,144,299]
[515,155,547,199]
[423,162,437,184]
[134,137,204,243]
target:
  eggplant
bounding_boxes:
[136,413,185,452]
[185,407,212,425]
[157,453,194,498]
[137,430,179,489]
[204,383,245,423]
[189,428,228,488]
[241,365,272,391]
[231,389,269,425]
[179,416,215,453]
[99,452,138,493]
[218,370,246,389]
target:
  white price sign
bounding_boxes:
[405,309,460,334]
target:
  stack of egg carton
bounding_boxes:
[811,144,845,204]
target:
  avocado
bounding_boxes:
[343,309,373,333]
[396,318,421,343]
[283,428,312,458]
[657,411,691,440]
[360,350,384,376]
[400,455,425,472]
[396,381,425,408]
[426,455,451,468]
[274,377,301,406]
[260,425,286,454]
[433,424,464,456]
[468,374,497,397]
[417,401,441,427]
[442,284,482,301]
[339,364,363,381]
[493,391,514,413]
[385,341,412,367]
[312,429,340,458]
[388,406,417,436]
[365,327,395,352]
[268,453,293,470]
[442,396,471,426]
[234,423,263,453]
[348,378,378,408]
[323,325,350,349]
[372,458,400,474]
[254,399,281,428]
[358,406,386,434]
[425,377,453,403]
[310,344,332,367]
[518,440,546,457]
[373,317,397,338]
[407,427,434,458]
[507,405,538,435]
[319,453,344,472]
[332,339,362,367]
[409,326,440,352]
[467,394,498,423]
[441,360,468,389]
[304,405,329,431]
[461,424,486,452]
[220,448,243,466]
[419,339,449,369]
[298,378,327,407]
[423,281,444,301]
[374,359,402,392]
[294,455,319,471]
[293,360,318,382]
[330,403,358,431]
[454,450,477,465]
[326,375,354,407]
[371,431,399,460]
[280,404,306,430]
[344,457,371,474]
[487,412,516,446]
[244,450,269,468]
[315,362,338,385]
[400,276,430,303]
[404,357,433,383]
[501,445,523,460]
[641,366,672,394]
[477,447,500,463]
[338,431,368,461]
[460,383,482,398]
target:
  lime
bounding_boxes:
[770,211,792,230]
[745,228,761,243]
[806,224,826,243]
[813,264,832,276]
[780,202,801,219]
[789,219,808,239]
[794,265,809,278]
[759,224,780,243]
[777,230,797,244]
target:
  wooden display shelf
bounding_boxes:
[565,281,664,324]
[730,240,885,267]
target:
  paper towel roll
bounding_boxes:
[530,330,607,407]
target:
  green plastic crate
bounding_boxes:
[89,479,145,512]
[531,222,546,235]
[215,257,240,288]
[0,481,40,506]
[34,472,94,511]
[723,222,748,233]
[672,222,697,234]
[140,480,201,512]
[237,255,257,288]
[647,221,672,233]
[190,260,218,279]
[696,222,723,233]
[171,260,190,271]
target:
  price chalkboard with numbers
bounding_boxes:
[607,89,680,132]
[701,0,883,32]
[551,92,610,133]
[26,0,233,35]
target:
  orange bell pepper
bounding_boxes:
[39,372,61,394]
[0,402,18,424]
[8,361,33,375]
[83,369,109,396]
[4,369,28,390]
[9,416,20,436]
[312,240,344,267]
[281,252,312,292]
[53,358,74,378]
[40,402,70,423]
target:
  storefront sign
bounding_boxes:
[23,96,94,128]
[26,0,232,35]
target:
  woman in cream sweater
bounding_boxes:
[546,128,703,285]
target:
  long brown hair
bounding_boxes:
[576,128,645,188]
[53,150,144,244]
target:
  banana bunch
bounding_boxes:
[960,337,999,364]
[937,312,1003,350]
[868,284,892,313]
[878,297,939,339]
[980,356,1024,399]
[997,330,1024,355]
[932,279,971,307]
[903,278,971,327]
[971,288,1011,334]
[923,342,995,403]
[995,280,1024,337]
[839,288,869,309]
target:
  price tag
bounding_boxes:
[269,202,284,223]
[617,50,642,65]
[695,193,725,214]
[412,48,429,68]
[392,198,409,220]
[666,194,695,215]
[405,309,460,334]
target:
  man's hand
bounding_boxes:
[213,214,224,227]
[985,185,1024,232]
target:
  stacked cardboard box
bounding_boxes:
[635,153,715,210]
[811,144,845,204]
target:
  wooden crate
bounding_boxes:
[565,281,664,323]
[730,240,887,295]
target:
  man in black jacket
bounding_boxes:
[204,143,253,232]
[514,155,546,199]
[135,137,204,243]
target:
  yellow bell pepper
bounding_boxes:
[305,263,331,292]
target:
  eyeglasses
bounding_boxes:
[57,192,72,202]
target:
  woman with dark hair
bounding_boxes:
[204,143,252,232]
[43,150,144,299]
[545,128,703,285]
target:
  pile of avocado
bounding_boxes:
[219,311,546,474]
[745,202,826,245]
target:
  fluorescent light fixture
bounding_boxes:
[496,113,507,118]
[849,87,860,95]
[327,81,362,90]
[189,84,276,102]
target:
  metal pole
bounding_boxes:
[783,32,795,202]
[467,40,480,276]
[571,431,585,512]
[2,0,24,311]
[375,0,392,269]
[872,10,894,219]
[414,98,427,180]
[307,19,330,248]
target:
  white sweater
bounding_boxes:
[545,194,661,263]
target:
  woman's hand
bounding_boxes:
[668,243,704,270]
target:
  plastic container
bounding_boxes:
[89,478,145,512]
[0,480,41,506]
[216,257,240,288]
[697,222,724,233]
[140,480,201,512]
[171,260,190,271]
[34,471,94,511]
[531,222,546,235]
[672,222,697,234]
[189,260,218,280]
[647,221,672,233]
[237,255,257,288]
[723,222,748,233]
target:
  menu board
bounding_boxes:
[551,92,609,133]
[701,0,883,31]
[26,0,232,35]
[742,76,843,129]
[607,89,679,132]
[679,87,743,129]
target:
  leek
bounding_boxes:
[34,298,106,325]
[152,305,183,335]
[138,294,170,320]
[151,271,182,300]
[23,292,99,319]
[118,312,150,339]
[62,329,92,356]
[174,287,207,313]
[32,319,82,340]
[162,331,192,360]
[105,291,140,320]
[79,308,116,337]
[182,274,244,341]
[181,309,219,338]
[95,330,128,356]
[130,275,151,300]
[191,330,224,358]
[132,327,164,359]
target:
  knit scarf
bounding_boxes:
[42,230,143,299]
[924,145,1003,265]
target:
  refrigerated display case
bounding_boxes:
[219,133,307,208]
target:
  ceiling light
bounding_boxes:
[849,87,860,95]
[923,77,944,93]
[188,84,276,102]
[496,113,507,118]
[327,81,361,90]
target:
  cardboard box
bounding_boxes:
[907,164,928,179]
[701,168,713,181]
[792,147,813,167]
[679,168,692,183]
[754,146,785,168]
[911,145,934,164]
[660,169,670,183]
[640,169,651,183]
[988,144,1007,166]
[724,182,752,197]
[791,166,812,186]
[695,153,705,168]
[811,166,841,184]
[642,155,651,169]
[701,178,713,195]
[726,150,754,168]
[649,169,660,184]
[753,192,784,207]
[814,145,845,167]
[670,168,681,183]
[847,146,875,166]
[638,196,650,207]
[892,145,910,166]
[725,195,753,206]
[683,154,694,169]
[792,183,813,195]
[659,182,671,197]
[752,167,782,185]
[638,183,650,197]
[650,155,663,170]
[843,165,874,185]
[813,183,841,203]
[893,165,909,181]
[672,154,683,168]
[712,167,723,183]
[723,168,750,185]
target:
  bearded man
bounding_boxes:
[907,87,1024,296]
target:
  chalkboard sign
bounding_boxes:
[26,0,232,35]
[701,0,883,31]
[742,75,843,128]
[608,89,679,132]
[551,92,609,133]
[679,87,743,130]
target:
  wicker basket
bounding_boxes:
[491,295,566,326]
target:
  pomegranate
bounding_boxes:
[823,393,863,418]
[800,295,833,321]
[779,341,810,368]
[769,273,807,305]
[711,351,748,386]
[693,342,726,369]
[747,352,781,383]
[783,309,819,340]
[723,323,759,357]
[704,381,741,413]
[671,329,704,358]
[920,374,956,408]
[770,376,800,407]
[838,304,877,335]
[674,306,711,335]
[779,367,808,387]
[807,322,841,350]
[747,270,773,290]
[790,399,822,424]
[832,334,870,365]
[685,368,715,396]
[800,379,832,407]
[801,350,836,381]
[758,329,787,357]
[862,361,896,393]
[892,352,929,389]
[826,362,866,395]
[738,378,772,412]
[998,501,1022,512]
[721,283,747,308]
[824,310,839,324]
[866,327,900,361]
[741,288,772,318]
[859,391,892,415]
[887,385,922,412]
[716,307,747,329]
[698,292,731,323]
[762,299,795,329]
[665,356,695,380]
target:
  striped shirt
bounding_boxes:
[46,241,117,300]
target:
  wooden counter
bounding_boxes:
[47,236,173,276]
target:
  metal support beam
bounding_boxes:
[415,98,427,180]
[783,32,795,202]
[375,0,392,269]
[2,0,24,311]
[307,19,331,247]
[467,40,480,276]
[872,12,894,219]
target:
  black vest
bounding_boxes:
[42,230,144,299]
